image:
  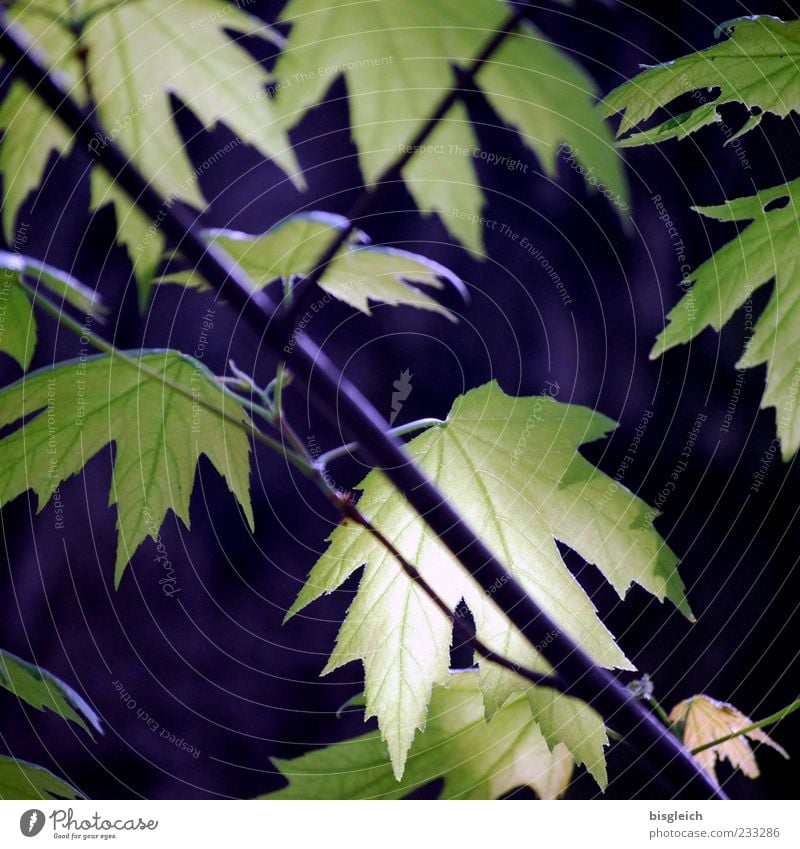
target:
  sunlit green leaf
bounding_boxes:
[0,350,253,584]
[273,0,627,251]
[262,671,574,800]
[289,381,688,779]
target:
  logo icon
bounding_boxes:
[19,810,45,837]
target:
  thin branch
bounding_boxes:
[0,8,725,799]
[315,418,445,468]
[690,698,800,756]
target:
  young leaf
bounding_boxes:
[288,381,689,779]
[261,671,573,800]
[272,0,627,251]
[0,756,83,800]
[160,213,464,318]
[0,251,100,371]
[603,16,800,145]
[670,695,789,784]
[4,0,301,303]
[0,350,254,585]
[0,649,102,735]
[650,180,800,459]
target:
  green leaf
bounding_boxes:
[0,350,254,585]
[288,381,689,779]
[0,3,80,243]
[261,671,574,800]
[603,16,800,145]
[526,685,608,789]
[0,756,82,800]
[3,0,301,303]
[0,251,100,370]
[272,0,627,251]
[160,213,464,318]
[0,649,101,735]
[650,179,800,459]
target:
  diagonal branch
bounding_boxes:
[0,7,724,799]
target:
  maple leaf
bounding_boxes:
[670,695,789,784]
[261,671,573,800]
[3,0,301,304]
[650,179,800,458]
[160,212,464,317]
[603,16,800,146]
[288,381,689,781]
[272,0,627,252]
[0,649,101,736]
[0,350,253,584]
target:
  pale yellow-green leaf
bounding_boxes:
[261,671,574,800]
[289,381,689,778]
[273,0,627,251]
[160,213,463,317]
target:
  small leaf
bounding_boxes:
[261,671,573,800]
[160,213,464,318]
[0,756,83,800]
[603,16,800,144]
[0,649,102,735]
[670,695,789,784]
[0,350,253,584]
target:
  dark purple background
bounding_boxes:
[1,0,799,799]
